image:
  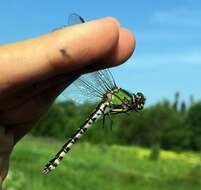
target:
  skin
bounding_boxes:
[0,17,135,188]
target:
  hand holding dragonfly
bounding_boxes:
[0,16,135,186]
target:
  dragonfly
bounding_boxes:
[43,14,146,175]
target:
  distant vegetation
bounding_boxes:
[31,92,201,152]
[5,136,201,190]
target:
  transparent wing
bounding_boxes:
[74,69,117,97]
[61,14,117,103]
[68,13,85,26]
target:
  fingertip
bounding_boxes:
[125,28,136,52]
[110,28,136,66]
[121,28,136,61]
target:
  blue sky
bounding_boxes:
[0,0,201,105]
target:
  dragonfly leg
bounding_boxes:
[110,110,127,115]
[106,113,113,131]
[104,113,113,131]
[102,114,113,131]
[102,115,106,129]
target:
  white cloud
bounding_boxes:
[151,7,201,27]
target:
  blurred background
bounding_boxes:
[1,0,201,190]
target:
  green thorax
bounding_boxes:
[106,88,132,105]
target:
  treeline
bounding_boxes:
[31,92,201,151]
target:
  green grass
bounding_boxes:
[4,136,201,190]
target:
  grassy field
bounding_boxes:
[4,136,201,190]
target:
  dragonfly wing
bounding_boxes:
[68,13,85,25]
[62,69,117,103]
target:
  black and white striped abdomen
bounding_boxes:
[43,101,110,174]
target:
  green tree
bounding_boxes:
[186,101,201,151]
[173,92,180,111]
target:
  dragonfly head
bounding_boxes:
[132,92,146,111]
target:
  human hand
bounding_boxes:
[0,17,135,187]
